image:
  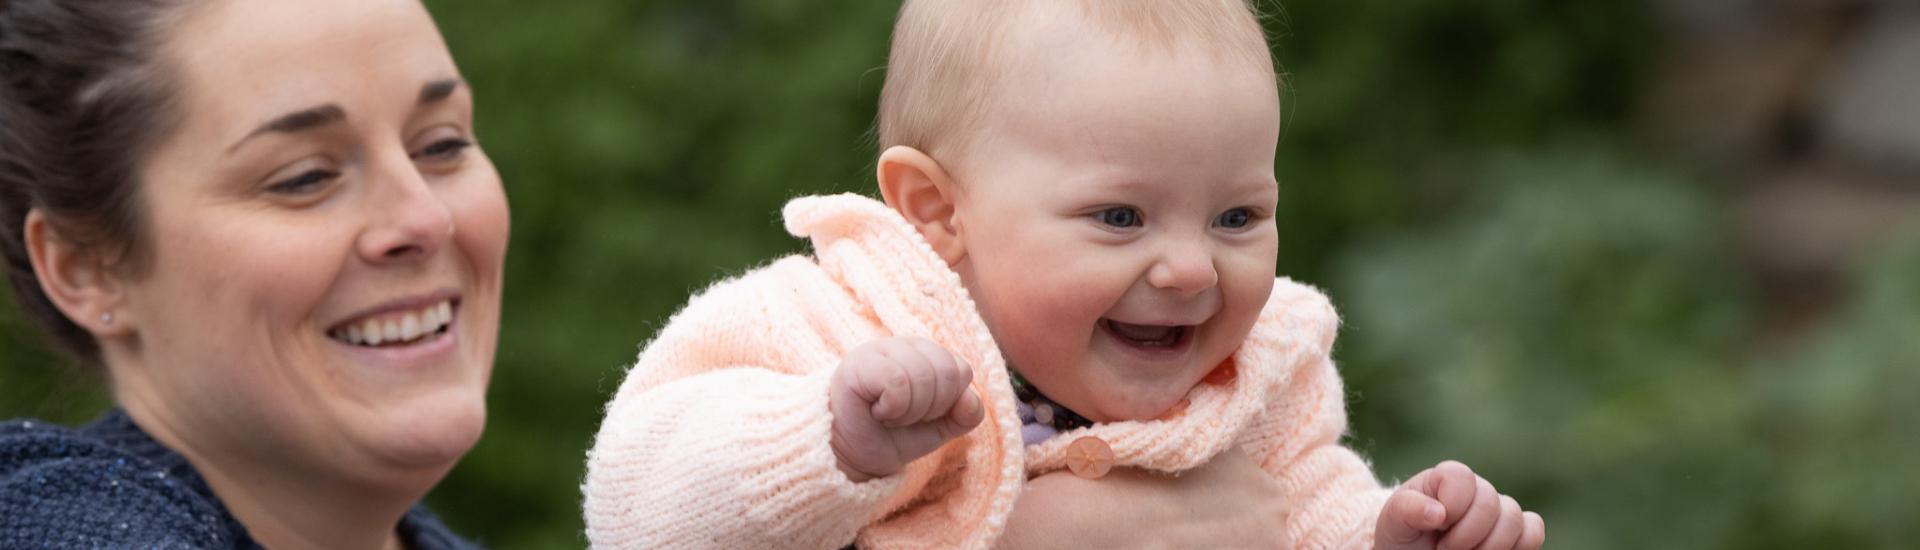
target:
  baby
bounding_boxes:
[585,1,1543,549]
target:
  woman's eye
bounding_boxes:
[1095,207,1142,228]
[411,138,472,161]
[266,169,338,195]
[1216,208,1253,229]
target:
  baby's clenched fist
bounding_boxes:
[829,337,984,482]
[1375,461,1544,550]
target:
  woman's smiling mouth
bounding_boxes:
[329,298,457,348]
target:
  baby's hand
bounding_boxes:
[1375,461,1544,550]
[828,337,984,482]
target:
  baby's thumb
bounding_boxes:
[938,386,985,440]
[1375,488,1445,549]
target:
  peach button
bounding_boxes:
[1065,436,1114,479]
[1203,361,1238,386]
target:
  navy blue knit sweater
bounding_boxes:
[0,410,483,549]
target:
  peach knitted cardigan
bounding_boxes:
[584,194,1392,549]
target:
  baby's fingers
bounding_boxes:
[862,346,920,425]
[893,343,947,426]
[887,393,980,461]
[1518,512,1545,550]
[1374,487,1445,548]
[1436,476,1498,550]
[1428,461,1478,527]
[906,338,972,423]
[942,385,985,436]
[1470,495,1522,550]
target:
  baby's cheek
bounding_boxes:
[1215,284,1271,345]
[1010,286,1111,368]
[1025,266,1111,322]
[966,233,1126,364]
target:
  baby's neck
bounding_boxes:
[1008,367,1094,444]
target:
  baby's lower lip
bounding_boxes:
[1099,319,1195,359]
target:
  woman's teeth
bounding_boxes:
[329,300,454,347]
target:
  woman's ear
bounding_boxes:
[877,145,966,265]
[24,210,130,337]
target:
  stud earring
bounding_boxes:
[100,311,114,325]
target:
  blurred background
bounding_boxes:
[4,0,1916,547]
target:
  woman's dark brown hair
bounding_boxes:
[0,0,191,363]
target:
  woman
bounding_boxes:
[0,0,507,547]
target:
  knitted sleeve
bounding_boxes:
[0,422,231,548]
[583,259,908,550]
[1238,285,1393,550]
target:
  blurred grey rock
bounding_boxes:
[1641,0,1854,165]
[1643,28,1820,163]
[1738,167,1920,278]
[1816,7,1920,174]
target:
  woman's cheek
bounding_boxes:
[443,168,510,267]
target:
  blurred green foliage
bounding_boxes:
[2,1,1912,548]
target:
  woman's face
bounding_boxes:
[110,0,509,483]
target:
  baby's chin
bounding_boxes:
[1120,398,1192,423]
[1071,381,1196,423]
[1010,353,1215,423]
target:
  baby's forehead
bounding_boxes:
[993,26,1276,131]
[879,0,1274,164]
[983,2,1269,72]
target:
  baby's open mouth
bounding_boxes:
[1100,318,1190,348]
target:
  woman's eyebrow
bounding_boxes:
[418,78,463,106]
[223,79,463,156]
[226,104,347,154]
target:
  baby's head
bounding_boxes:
[875,1,1281,423]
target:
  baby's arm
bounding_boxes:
[1242,346,1395,549]
[1240,286,1543,549]
[587,367,887,549]
[1232,284,1394,549]
[584,263,952,549]
[1244,357,1545,550]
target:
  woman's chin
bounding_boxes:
[361,392,487,472]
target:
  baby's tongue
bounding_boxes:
[1108,319,1175,341]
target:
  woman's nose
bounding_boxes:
[1146,242,1218,295]
[356,154,453,264]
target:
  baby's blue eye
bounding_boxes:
[1096,207,1141,228]
[1216,208,1252,229]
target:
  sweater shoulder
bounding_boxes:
[1,419,235,548]
[1260,278,1341,355]
[664,255,834,315]
[646,255,858,349]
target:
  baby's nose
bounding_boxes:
[1147,246,1217,295]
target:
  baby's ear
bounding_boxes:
[876,146,965,265]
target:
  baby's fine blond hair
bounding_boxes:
[877,0,1274,163]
